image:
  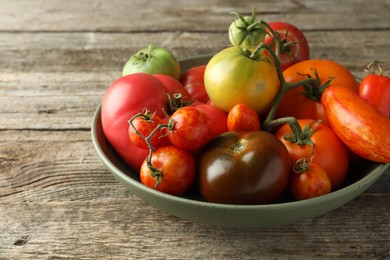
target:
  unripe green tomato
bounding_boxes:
[229,16,267,47]
[122,45,181,80]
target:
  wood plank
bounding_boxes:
[1,0,390,32]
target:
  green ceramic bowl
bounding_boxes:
[91,54,389,228]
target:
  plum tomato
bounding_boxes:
[180,65,209,103]
[290,162,331,201]
[275,119,349,190]
[140,146,196,196]
[264,21,310,70]
[168,106,212,151]
[204,46,280,115]
[198,131,291,205]
[227,103,261,132]
[122,45,181,80]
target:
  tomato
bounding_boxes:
[227,103,261,132]
[122,45,181,80]
[180,65,209,103]
[228,9,266,47]
[359,62,390,117]
[290,162,331,201]
[168,106,212,151]
[264,21,310,71]
[198,131,291,205]
[204,46,280,114]
[322,86,390,163]
[101,73,169,171]
[276,59,360,122]
[140,146,196,196]
[128,111,167,150]
[193,103,228,138]
[275,119,349,190]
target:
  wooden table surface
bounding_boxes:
[1,0,389,259]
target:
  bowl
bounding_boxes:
[91,55,389,228]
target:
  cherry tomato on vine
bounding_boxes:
[322,86,390,163]
[140,146,196,196]
[359,61,390,117]
[290,162,331,201]
[264,21,310,71]
[275,119,349,190]
[168,106,212,151]
[204,46,280,115]
[199,131,291,205]
[276,59,360,122]
[180,65,209,103]
[227,103,261,132]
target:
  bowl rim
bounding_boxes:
[91,104,389,210]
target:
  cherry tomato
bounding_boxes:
[199,131,291,205]
[140,146,196,196]
[290,162,331,201]
[264,21,310,70]
[180,65,209,103]
[275,119,349,190]
[359,61,390,117]
[193,103,228,138]
[101,73,169,171]
[276,59,360,122]
[322,86,390,163]
[122,45,181,80]
[168,106,212,151]
[204,46,280,114]
[227,103,261,132]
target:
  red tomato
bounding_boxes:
[276,59,360,122]
[264,21,310,70]
[322,86,390,163]
[128,111,167,150]
[290,162,331,201]
[168,106,212,151]
[193,103,228,138]
[140,146,196,196]
[275,119,349,190]
[227,103,261,132]
[101,73,169,171]
[359,62,390,117]
[153,74,192,109]
[180,65,209,103]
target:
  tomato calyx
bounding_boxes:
[364,60,384,76]
[293,155,314,173]
[297,69,335,101]
[133,44,154,62]
[167,93,194,113]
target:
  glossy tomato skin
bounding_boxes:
[276,59,360,122]
[322,86,390,163]
[227,103,261,132]
[192,103,228,139]
[204,46,280,115]
[153,74,192,103]
[180,65,209,103]
[275,119,349,190]
[264,21,310,70]
[168,107,212,151]
[101,73,169,171]
[140,146,196,196]
[199,131,291,205]
[359,73,390,117]
[290,163,331,201]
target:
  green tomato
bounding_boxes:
[122,45,180,79]
[228,10,267,47]
[204,46,280,115]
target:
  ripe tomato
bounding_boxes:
[204,46,280,114]
[101,73,169,171]
[275,119,349,190]
[359,62,390,117]
[198,131,291,205]
[227,103,261,132]
[290,162,331,201]
[140,146,196,196]
[276,59,360,122]
[193,103,228,138]
[322,86,390,163]
[180,65,209,104]
[122,45,181,80]
[168,107,212,151]
[264,21,310,70]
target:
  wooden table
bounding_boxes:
[1,1,389,259]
